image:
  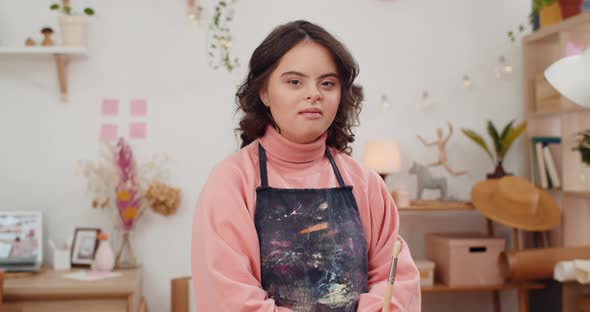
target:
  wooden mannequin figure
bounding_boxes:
[41,27,54,46]
[417,122,469,177]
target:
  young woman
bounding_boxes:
[192,20,420,311]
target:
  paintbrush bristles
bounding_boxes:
[392,240,401,258]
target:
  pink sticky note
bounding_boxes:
[101,99,119,116]
[100,124,118,140]
[130,99,147,116]
[129,122,146,139]
[566,41,584,56]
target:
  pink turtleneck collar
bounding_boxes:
[258,125,328,164]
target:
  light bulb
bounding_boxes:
[496,56,513,79]
[417,91,433,112]
[381,94,392,111]
[463,75,473,89]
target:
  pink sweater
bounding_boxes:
[192,126,421,311]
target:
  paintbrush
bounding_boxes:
[382,240,401,312]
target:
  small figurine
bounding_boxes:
[417,122,469,177]
[25,37,37,46]
[41,27,54,46]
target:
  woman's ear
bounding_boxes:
[259,88,269,107]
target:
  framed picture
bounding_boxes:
[71,228,100,267]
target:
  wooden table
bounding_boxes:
[2,268,142,312]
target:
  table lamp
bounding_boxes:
[363,140,401,180]
[544,47,590,107]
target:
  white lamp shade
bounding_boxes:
[544,47,590,108]
[363,141,401,174]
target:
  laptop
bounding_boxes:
[0,211,43,272]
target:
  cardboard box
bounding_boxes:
[426,233,506,286]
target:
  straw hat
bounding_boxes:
[471,176,561,231]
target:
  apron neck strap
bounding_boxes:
[257,143,346,188]
[325,148,346,187]
[258,143,269,187]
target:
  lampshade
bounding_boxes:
[544,47,590,108]
[363,140,401,174]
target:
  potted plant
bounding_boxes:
[573,130,590,165]
[560,0,584,19]
[461,120,528,179]
[573,129,590,189]
[507,0,559,42]
[50,0,95,47]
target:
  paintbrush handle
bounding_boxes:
[383,240,401,311]
[382,283,393,312]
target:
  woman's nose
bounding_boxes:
[306,88,321,102]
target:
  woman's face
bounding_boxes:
[260,40,341,144]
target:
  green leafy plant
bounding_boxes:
[50,0,95,16]
[461,120,528,178]
[573,129,590,166]
[208,0,239,72]
[507,0,558,42]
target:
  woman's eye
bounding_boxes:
[288,80,302,86]
[321,81,336,87]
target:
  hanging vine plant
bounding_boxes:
[208,0,239,72]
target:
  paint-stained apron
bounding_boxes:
[254,143,368,311]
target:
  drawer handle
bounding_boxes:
[469,246,487,253]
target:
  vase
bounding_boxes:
[560,0,584,18]
[59,14,87,46]
[487,161,512,179]
[540,2,563,28]
[115,230,137,269]
[92,239,115,272]
[579,165,590,190]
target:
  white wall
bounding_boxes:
[0,0,530,311]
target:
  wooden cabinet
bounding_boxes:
[2,268,143,312]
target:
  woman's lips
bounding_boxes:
[299,109,322,120]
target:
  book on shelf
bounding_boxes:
[530,137,562,190]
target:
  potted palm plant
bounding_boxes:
[50,0,95,47]
[461,120,528,179]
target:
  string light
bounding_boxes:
[381,94,392,111]
[416,91,433,112]
[463,75,473,89]
[495,55,513,79]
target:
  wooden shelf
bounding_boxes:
[527,110,561,118]
[524,11,590,43]
[0,46,87,55]
[398,200,474,211]
[528,104,589,117]
[562,191,590,198]
[422,282,545,293]
[0,46,88,102]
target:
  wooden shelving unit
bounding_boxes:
[398,200,474,211]
[522,11,590,312]
[0,46,88,102]
[522,11,590,251]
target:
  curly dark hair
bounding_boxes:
[235,20,364,155]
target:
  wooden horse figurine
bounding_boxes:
[409,162,448,200]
